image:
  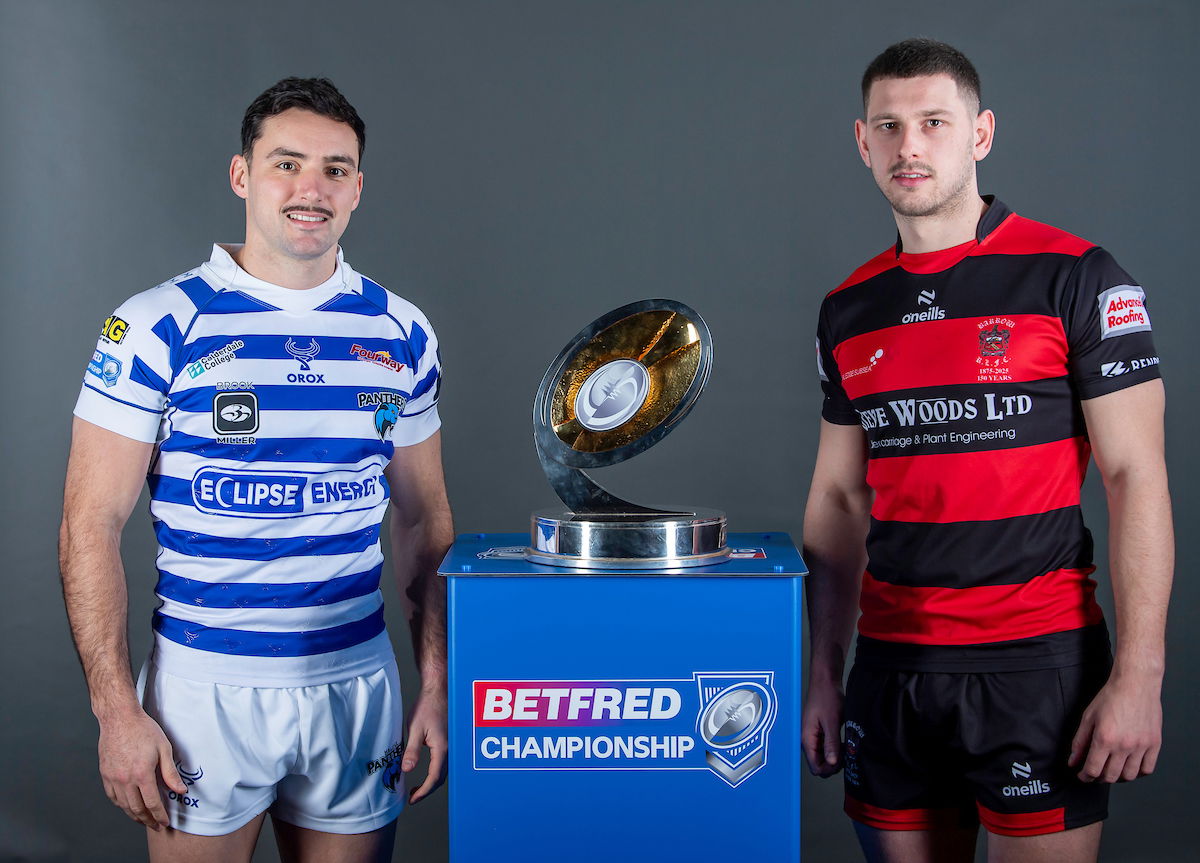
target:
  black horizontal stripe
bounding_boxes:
[866,507,1093,589]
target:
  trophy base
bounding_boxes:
[526,507,729,570]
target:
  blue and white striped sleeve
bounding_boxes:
[73,287,178,443]
[393,305,442,447]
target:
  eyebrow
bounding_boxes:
[868,108,953,123]
[263,147,357,168]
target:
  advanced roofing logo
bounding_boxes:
[473,672,778,788]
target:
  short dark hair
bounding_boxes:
[861,39,981,114]
[241,77,366,164]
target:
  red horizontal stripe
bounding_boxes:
[978,214,1093,258]
[845,796,963,831]
[833,247,900,293]
[835,315,1067,399]
[868,438,1089,523]
[858,567,1103,645]
[977,801,1066,836]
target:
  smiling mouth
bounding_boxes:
[287,213,329,223]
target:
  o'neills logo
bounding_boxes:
[842,349,884,380]
[350,344,406,373]
[1099,285,1151,340]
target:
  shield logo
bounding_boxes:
[694,673,777,787]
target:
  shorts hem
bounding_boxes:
[845,795,966,831]
[167,794,275,836]
[270,801,404,835]
[977,802,1106,837]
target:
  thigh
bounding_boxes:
[843,665,977,832]
[273,818,397,863]
[960,661,1111,838]
[854,820,978,863]
[986,821,1102,863]
[147,811,266,863]
[272,662,406,834]
[141,661,291,836]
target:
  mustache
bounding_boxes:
[889,162,935,176]
[282,204,334,218]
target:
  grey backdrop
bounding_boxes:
[2,1,1195,861]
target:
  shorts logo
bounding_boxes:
[100,315,129,344]
[169,763,202,809]
[1099,285,1151,339]
[212,391,259,435]
[1003,760,1050,797]
[87,351,123,387]
[367,742,405,794]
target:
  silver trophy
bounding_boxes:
[526,299,729,568]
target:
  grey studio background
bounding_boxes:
[1,1,1195,862]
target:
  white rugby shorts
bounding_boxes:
[137,658,406,836]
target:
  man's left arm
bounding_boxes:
[384,430,454,804]
[1070,379,1174,783]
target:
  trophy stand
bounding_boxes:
[525,299,729,569]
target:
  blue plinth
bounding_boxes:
[442,531,806,862]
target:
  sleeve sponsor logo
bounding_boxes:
[87,351,123,387]
[100,315,129,344]
[1101,356,1159,378]
[815,338,827,382]
[191,463,385,517]
[472,672,778,787]
[1098,285,1152,339]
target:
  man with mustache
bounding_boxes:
[802,39,1172,863]
[61,77,451,862]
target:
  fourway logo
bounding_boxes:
[473,673,778,787]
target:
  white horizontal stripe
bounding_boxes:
[155,546,382,584]
[157,591,382,631]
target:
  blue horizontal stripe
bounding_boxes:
[360,277,388,311]
[155,521,380,560]
[158,432,392,463]
[153,607,385,656]
[204,291,281,313]
[82,383,162,414]
[175,333,424,367]
[155,563,382,608]
[170,384,413,413]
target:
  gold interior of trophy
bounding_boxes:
[550,310,702,452]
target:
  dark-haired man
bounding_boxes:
[802,39,1173,863]
[61,77,451,862]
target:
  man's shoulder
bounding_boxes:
[110,263,221,322]
[828,246,899,299]
[346,268,436,333]
[981,211,1096,259]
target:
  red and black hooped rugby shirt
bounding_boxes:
[817,197,1160,662]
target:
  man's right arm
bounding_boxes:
[60,417,185,830]
[801,419,871,777]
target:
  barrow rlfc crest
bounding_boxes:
[695,673,777,787]
[978,324,1010,357]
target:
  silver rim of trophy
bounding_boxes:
[527,299,729,569]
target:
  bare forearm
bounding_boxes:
[59,517,139,721]
[1105,463,1173,682]
[391,513,453,688]
[803,488,870,684]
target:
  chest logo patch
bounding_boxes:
[976,318,1015,383]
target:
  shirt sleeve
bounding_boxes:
[1062,247,1162,400]
[392,309,442,447]
[73,295,175,443]
[817,298,859,425]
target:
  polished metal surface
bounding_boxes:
[527,507,729,569]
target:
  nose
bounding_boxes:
[294,166,326,201]
[897,124,923,160]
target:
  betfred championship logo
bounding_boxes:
[473,673,778,787]
[1098,285,1151,340]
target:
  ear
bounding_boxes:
[351,169,364,212]
[230,154,249,200]
[974,109,996,162]
[854,118,872,169]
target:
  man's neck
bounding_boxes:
[894,195,989,255]
[232,243,339,290]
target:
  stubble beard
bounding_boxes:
[880,151,976,220]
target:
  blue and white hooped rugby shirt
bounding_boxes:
[74,244,442,687]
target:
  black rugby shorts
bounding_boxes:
[842,659,1111,836]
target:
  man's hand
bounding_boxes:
[1069,671,1162,783]
[97,708,186,830]
[802,675,845,777]
[401,687,448,804]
